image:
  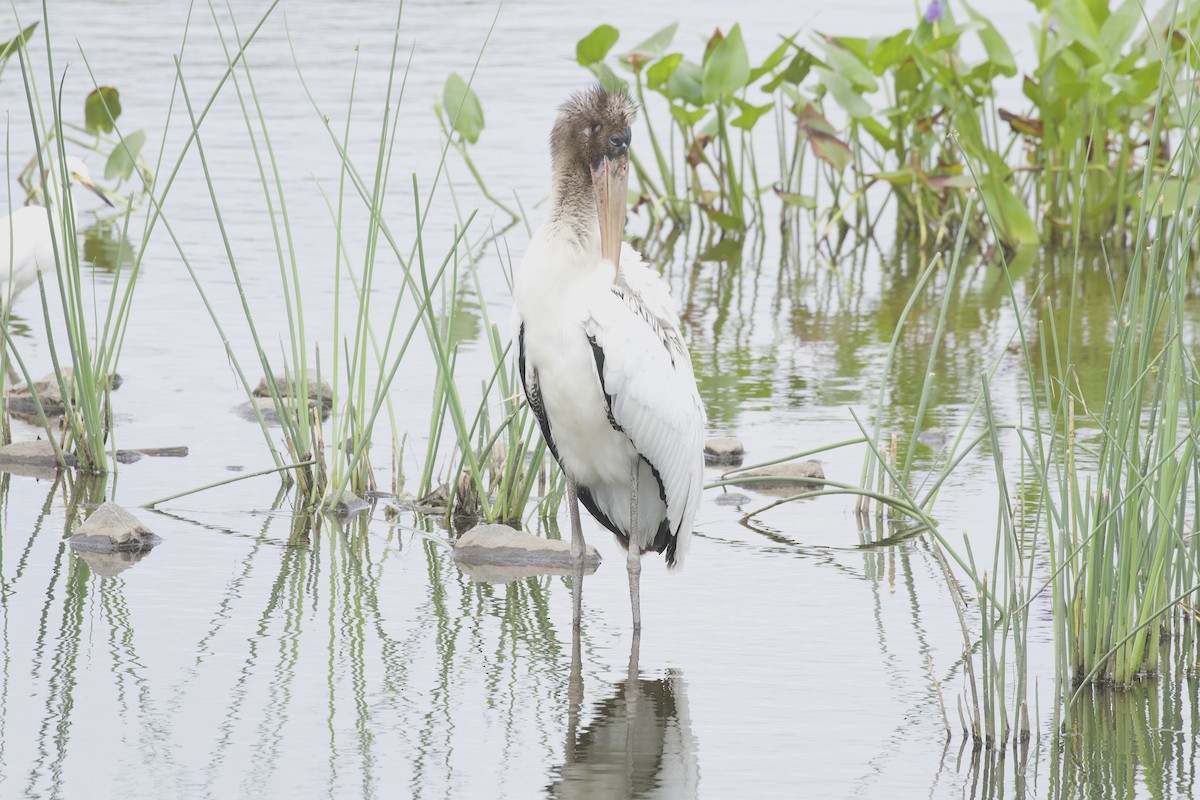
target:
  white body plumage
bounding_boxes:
[0,206,54,304]
[514,218,706,568]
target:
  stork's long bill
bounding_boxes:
[591,155,628,274]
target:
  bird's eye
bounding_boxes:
[609,133,625,148]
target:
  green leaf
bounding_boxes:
[860,117,896,150]
[979,171,1038,247]
[730,97,773,130]
[962,1,1016,77]
[577,24,620,66]
[702,205,743,231]
[667,59,704,106]
[588,62,628,94]
[105,129,145,181]
[623,23,677,62]
[84,87,122,135]
[0,21,37,66]
[443,73,485,144]
[820,70,872,119]
[774,189,816,209]
[815,36,878,92]
[749,36,795,83]
[669,104,708,127]
[647,53,683,90]
[868,30,912,74]
[702,24,750,104]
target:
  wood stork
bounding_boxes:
[1,156,112,305]
[513,86,706,629]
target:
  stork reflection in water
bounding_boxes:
[513,86,705,629]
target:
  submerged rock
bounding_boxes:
[253,373,333,408]
[704,437,745,466]
[732,460,825,498]
[234,395,330,425]
[0,440,188,475]
[5,369,121,422]
[324,491,369,517]
[453,524,600,583]
[68,502,162,552]
[713,491,752,507]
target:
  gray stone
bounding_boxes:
[70,502,158,548]
[5,369,121,420]
[253,373,333,407]
[453,523,601,583]
[234,395,329,426]
[324,491,369,517]
[733,460,825,498]
[713,491,752,506]
[0,440,187,476]
[917,427,949,448]
[704,437,745,466]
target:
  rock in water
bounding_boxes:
[704,437,745,466]
[68,502,162,552]
[453,524,600,583]
[733,460,826,498]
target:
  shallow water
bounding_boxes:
[1,2,1198,798]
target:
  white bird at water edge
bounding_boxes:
[513,86,706,629]
[1,156,112,306]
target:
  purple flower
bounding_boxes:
[924,0,945,23]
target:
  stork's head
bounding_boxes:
[550,85,635,264]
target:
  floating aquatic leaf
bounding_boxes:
[85,86,122,135]
[443,73,484,144]
[577,24,619,67]
[774,188,816,209]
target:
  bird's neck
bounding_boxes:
[547,165,598,249]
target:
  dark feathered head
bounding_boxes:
[550,85,636,180]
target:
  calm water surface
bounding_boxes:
[0,1,1196,798]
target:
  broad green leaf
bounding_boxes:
[0,21,37,66]
[924,173,976,190]
[860,116,896,150]
[815,36,878,92]
[764,48,817,92]
[702,24,750,104]
[1151,177,1200,214]
[730,97,773,130]
[667,59,704,106]
[702,205,743,231]
[819,69,872,119]
[1099,0,1141,63]
[749,36,796,83]
[623,23,677,62]
[85,86,122,135]
[775,189,817,209]
[647,53,683,90]
[872,169,915,186]
[588,62,628,94]
[1051,0,1103,58]
[869,30,912,74]
[980,171,1038,246]
[962,1,1016,77]
[105,129,145,181]
[669,104,708,127]
[443,73,485,144]
[577,24,619,66]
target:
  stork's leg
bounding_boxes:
[566,477,585,562]
[628,457,642,630]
